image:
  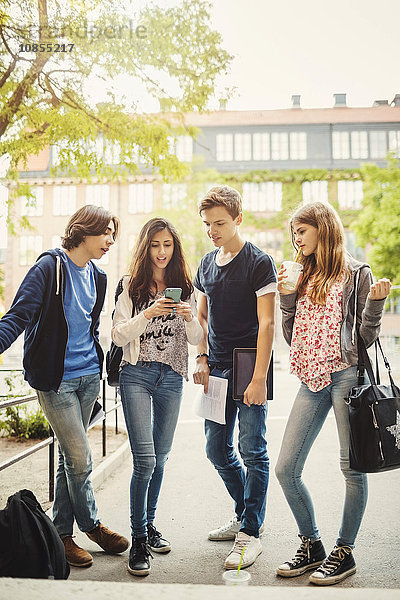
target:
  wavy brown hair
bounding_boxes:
[62,205,119,250]
[290,201,350,305]
[199,185,242,219]
[128,217,193,308]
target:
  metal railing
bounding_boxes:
[0,372,121,502]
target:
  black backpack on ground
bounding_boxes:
[0,489,70,579]
[106,276,135,386]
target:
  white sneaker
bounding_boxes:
[208,517,264,541]
[208,516,241,540]
[224,532,262,569]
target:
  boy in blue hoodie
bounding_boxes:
[0,205,128,567]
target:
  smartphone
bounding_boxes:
[164,287,182,303]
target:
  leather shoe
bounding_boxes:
[86,523,129,554]
[62,536,93,567]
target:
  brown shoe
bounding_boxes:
[62,536,93,567]
[86,523,129,554]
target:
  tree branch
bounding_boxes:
[0,56,17,88]
[0,0,51,138]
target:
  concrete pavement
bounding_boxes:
[1,361,399,599]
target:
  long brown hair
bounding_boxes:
[290,202,350,305]
[128,217,193,308]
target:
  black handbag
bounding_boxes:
[106,277,135,387]
[346,335,400,473]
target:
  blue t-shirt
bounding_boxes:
[61,251,100,380]
[194,241,277,366]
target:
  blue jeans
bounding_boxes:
[37,373,101,537]
[205,366,269,538]
[275,366,368,548]
[119,361,183,538]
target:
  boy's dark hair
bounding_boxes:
[61,205,119,250]
[198,185,242,219]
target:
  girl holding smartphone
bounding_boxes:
[275,201,390,586]
[111,217,202,577]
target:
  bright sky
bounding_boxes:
[209,0,400,110]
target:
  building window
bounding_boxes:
[234,133,251,161]
[128,234,137,252]
[369,131,387,159]
[53,186,76,216]
[389,130,400,157]
[249,230,283,261]
[337,180,363,210]
[344,230,364,261]
[332,132,350,159]
[51,143,62,167]
[289,132,307,160]
[86,184,110,209]
[271,132,289,160]
[302,181,329,204]
[350,131,368,159]
[175,136,193,162]
[101,291,109,314]
[128,183,153,214]
[104,141,121,165]
[162,183,187,209]
[216,134,233,161]
[253,133,270,161]
[19,235,42,266]
[52,235,62,249]
[242,182,282,212]
[20,186,44,216]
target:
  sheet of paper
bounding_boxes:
[193,376,228,424]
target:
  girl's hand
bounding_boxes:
[144,296,176,320]
[370,278,391,300]
[174,300,193,322]
[277,265,300,295]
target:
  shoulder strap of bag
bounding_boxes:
[357,333,397,394]
[113,276,135,316]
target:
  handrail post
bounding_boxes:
[115,387,119,435]
[48,425,55,502]
[102,378,106,457]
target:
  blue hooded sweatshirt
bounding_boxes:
[0,248,107,392]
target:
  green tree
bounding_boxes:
[351,158,400,285]
[0,0,232,200]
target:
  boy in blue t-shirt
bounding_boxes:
[193,185,276,570]
[0,205,129,567]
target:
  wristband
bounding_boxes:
[195,353,208,360]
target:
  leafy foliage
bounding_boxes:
[0,405,49,439]
[0,371,48,439]
[351,157,400,285]
[0,0,232,217]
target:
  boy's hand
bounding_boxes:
[243,379,267,407]
[193,357,210,394]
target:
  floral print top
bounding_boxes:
[290,273,350,392]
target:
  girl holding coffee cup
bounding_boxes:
[275,201,391,586]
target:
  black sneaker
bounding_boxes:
[277,535,326,577]
[128,537,153,577]
[147,523,171,553]
[309,545,356,585]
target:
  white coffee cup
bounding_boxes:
[281,261,303,291]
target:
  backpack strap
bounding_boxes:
[113,276,135,316]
